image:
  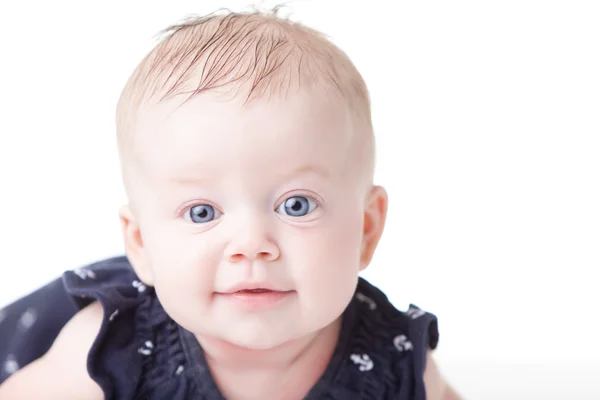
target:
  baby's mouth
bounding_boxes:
[236,288,273,293]
[219,287,295,310]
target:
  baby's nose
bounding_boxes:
[224,224,280,263]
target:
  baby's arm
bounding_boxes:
[0,301,104,399]
[424,350,463,400]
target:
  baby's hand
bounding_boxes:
[0,301,104,399]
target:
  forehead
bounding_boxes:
[135,90,355,182]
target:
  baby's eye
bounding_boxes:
[276,196,318,217]
[184,204,222,224]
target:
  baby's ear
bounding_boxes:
[119,205,154,286]
[359,186,388,270]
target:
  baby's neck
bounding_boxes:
[197,317,342,400]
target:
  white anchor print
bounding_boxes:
[138,340,154,356]
[350,353,374,372]
[132,280,147,293]
[3,354,19,375]
[355,292,377,310]
[108,309,120,322]
[73,268,96,280]
[175,365,185,375]
[18,308,37,330]
[393,335,413,352]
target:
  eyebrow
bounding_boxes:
[170,174,212,186]
[287,164,330,179]
[170,164,330,186]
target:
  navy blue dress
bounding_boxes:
[0,256,439,399]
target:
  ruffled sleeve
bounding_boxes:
[62,256,147,399]
[62,256,199,400]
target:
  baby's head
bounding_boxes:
[116,10,388,350]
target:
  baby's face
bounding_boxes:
[128,89,373,349]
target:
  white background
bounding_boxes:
[0,1,599,398]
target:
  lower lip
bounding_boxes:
[220,290,294,310]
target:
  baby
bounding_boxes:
[0,10,460,400]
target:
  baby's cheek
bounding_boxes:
[296,222,361,271]
[151,253,215,333]
[325,213,363,264]
[294,220,362,310]
[145,235,215,316]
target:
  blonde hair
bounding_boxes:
[116,9,374,196]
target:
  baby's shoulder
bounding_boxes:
[337,278,439,398]
[47,300,105,386]
[0,301,104,399]
[63,255,142,302]
[353,278,439,351]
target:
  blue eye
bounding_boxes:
[276,196,317,217]
[185,204,221,224]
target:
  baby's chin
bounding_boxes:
[205,313,342,352]
[193,327,303,355]
[167,310,302,350]
[219,325,304,350]
[228,337,289,351]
